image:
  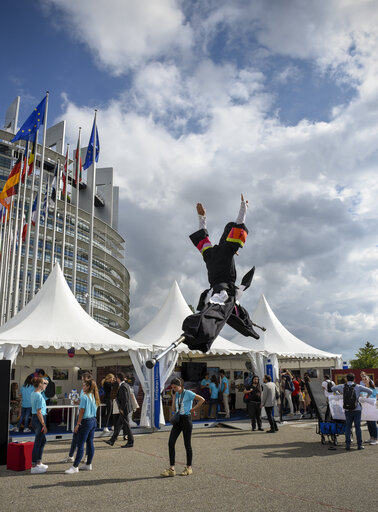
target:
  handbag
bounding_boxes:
[243,393,250,404]
[171,390,185,425]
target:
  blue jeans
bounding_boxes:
[17,407,32,429]
[208,399,218,418]
[345,409,362,448]
[31,414,46,464]
[74,417,97,467]
[367,421,377,439]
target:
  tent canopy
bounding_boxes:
[0,264,148,353]
[133,281,251,356]
[232,295,342,361]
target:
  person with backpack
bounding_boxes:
[322,375,335,396]
[332,373,373,450]
[281,369,294,416]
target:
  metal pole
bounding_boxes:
[72,127,81,297]
[146,335,185,369]
[51,158,60,267]
[61,144,69,273]
[40,177,50,283]
[86,111,97,314]
[30,92,49,297]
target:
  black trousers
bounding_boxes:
[110,412,134,443]
[265,407,278,431]
[292,394,300,413]
[103,398,113,427]
[247,401,262,429]
[168,415,193,466]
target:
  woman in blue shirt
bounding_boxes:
[30,377,49,474]
[161,377,204,477]
[14,375,34,433]
[65,379,100,474]
[208,375,220,419]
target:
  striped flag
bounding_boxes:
[27,133,37,176]
[0,156,22,210]
[50,162,58,207]
[62,147,68,196]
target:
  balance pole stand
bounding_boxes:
[0,360,11,465]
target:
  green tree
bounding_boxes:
[349,342,378,369]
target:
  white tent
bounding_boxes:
[131,281,253,427]
[0,264,149,362]
[232,295,343,380]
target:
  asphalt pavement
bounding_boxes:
[0,419,376,512]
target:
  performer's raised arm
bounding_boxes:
[235,193,248,224]
[196,202,207,230]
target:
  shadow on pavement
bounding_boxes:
[233,441,347,458]
[29,476,162,489]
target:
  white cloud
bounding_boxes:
[49,1,378,359]
[41,0,193,74]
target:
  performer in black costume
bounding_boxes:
[182,194,259,353]
[146,195,262,369]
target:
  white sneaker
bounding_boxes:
[103,427,109,433]
[61,456,74,463]
[39,463,48,469]
[81,463,92,471]
[24,428,31,433]
[31,465,47,474]
[369,440,378,445]
[65,466,79,474]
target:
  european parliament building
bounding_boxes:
[0,97,130,336]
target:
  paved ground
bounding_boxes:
[1,420,376,512]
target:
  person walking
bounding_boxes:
[65,379,100,473]
[60,372,92,463]
[332,373,373,450]
[161,377,204,477]
[219,369,230,418]
[244,375,263,431]
[361,374,377,445]
[13,375,34,432]
[291,376,300,414]
[30,377,49,474]
[261,374,279,433]
[208,375,220,419]
[104,373,134,448]
[102,373,116,432]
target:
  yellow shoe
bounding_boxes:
[160,468,176,477]
[180,466,193,476]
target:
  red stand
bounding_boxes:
[6,442,34,471]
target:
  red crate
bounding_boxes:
[7,442,34,471]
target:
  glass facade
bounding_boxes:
[0,129,130,336]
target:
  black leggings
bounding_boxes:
[168,415,193,466]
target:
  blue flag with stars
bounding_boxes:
[83,119,100,170]
[11,95,47,142]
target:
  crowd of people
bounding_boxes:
[9,367,377,476]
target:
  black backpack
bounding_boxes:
[45,379,56,399]
[343,383,357,410]
[326,380,334,393]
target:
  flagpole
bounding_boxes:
[61,144,69,273]
[40,176,50,284]
[0,207,11,325]
[13,142,30,315]
[51,158,60,268]
[21,132,39,308]
[30,92,49,298]
[0,199,15,324]
[72,127,81,296]
[86,111,97,314]
[7,143,28,318]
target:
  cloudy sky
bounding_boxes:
[2,0,378,360]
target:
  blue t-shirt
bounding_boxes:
[201,379,210,387]
[31,391,47,415]
[80,393,97,419]
[209,382,219,399]
[21,385,34,408]
[221,376,229,394]
[175,390,196,415]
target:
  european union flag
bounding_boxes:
[11,95,47,142]
[83,119,100,170]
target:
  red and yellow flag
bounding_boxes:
[0,156,22,210]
